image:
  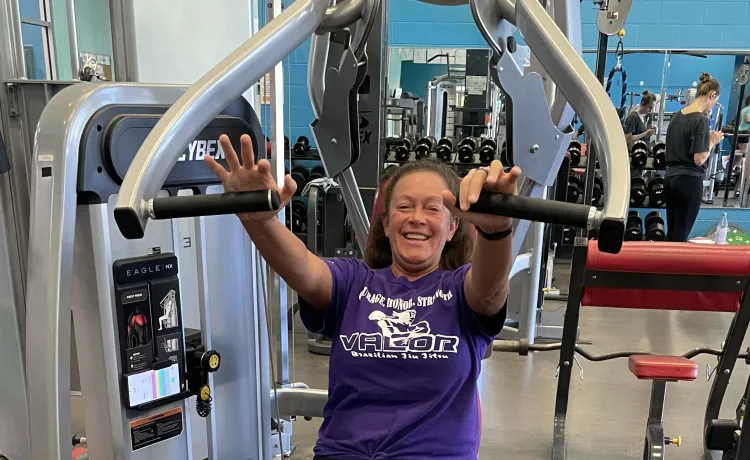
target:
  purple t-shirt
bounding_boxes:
[300,258,506,460]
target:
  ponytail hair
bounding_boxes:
[697,73,721,97]
[640,90,656,107]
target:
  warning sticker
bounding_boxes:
[129,407,183,451]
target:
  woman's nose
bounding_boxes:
[407,208,427,223]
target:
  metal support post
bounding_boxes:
[579,32,608,239]
[65,0,80,78]
[656,51,671,141]
[108,0,139,80]
[518,219,544,343]
[723,56,749,208]
[267,0,290,387]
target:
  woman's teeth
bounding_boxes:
[404,233,429,241]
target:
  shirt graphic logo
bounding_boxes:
[340,308,460,360]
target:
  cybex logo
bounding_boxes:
[178,140,226,162]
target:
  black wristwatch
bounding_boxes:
[475,225,513,241]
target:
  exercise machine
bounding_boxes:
[18,0,632,459]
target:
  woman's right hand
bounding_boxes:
[205,134,296,222]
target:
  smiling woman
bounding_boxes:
[206,139,518,459]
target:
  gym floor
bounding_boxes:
[71,263,750,459]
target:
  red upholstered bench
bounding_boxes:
[554,241,750,458]
[628,355,698,382]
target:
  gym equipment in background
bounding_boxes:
[625,211,643,241]
[414,136,437,160]
[567,140,582,166]
[630,175,647,206]
[291,200,308,233]
[457,137,479,163]
[630,139,649,168]
[645,211,666,241]
[478,139,497,163]
[591,173,604,207]
[436,136,454,162]
[293,135,311,157]
[394,136,415,161]
[567,172,583,204]
[291,165,310,196]
[652,141,666,169]
[645,171,665,207]
[308,165,327,182]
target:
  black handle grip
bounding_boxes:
[0,131,9,175]
[151,190,280,220]
[467,192,593,229]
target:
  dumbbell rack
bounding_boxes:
[288,136,326,244]
[382,135,508,178]
[556,140,669,258]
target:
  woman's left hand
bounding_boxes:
[442,160,522,233]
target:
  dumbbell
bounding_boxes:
[645,211,666,241]
[436,137,454,162]
[567,172,583,204]
[652,142,666,169]
[630,176,647,206]
[293,136,310,157]
[591,174,604,207]
[644,171,665,207]
[394,137,415,161]
[568,140,582,167]
[625,211,643,241]
[457,137,479,163]
[291,165,310,195]
[414,136,437,160]
[478,139,497,163]
[630,139,649,168]
[308,165,326,182]
[291,200,307,233]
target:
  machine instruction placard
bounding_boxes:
[129,406,183,451]
[465,76,488,95]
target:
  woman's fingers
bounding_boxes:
[459,169,474,211]
[280,174,297,205]
[441,190,457,210]
[219,134,242,171]
[240,134,256,169]
[498,166,522,193]
[468,168,487,203]
[204,155,229,182]
[486,160,503,186]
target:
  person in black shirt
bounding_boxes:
[623,90,656,146]
[664,73,724,242]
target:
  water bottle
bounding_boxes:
[715,213,729,245]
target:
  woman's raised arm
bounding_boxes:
[205,134,332,309]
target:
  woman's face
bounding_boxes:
[383,171,458,275]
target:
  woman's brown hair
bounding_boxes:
[640,90,656,107]
[697,72,721,97]
[364,160,473,270]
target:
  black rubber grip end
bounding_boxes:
[269,190,281,210]
[114,207,145,240]
[597,217,625,254]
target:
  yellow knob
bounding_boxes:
[209,354,220,370]
[617,29,626,38]
[200,385,211,401]
[671,437,682,447]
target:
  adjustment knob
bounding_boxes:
[199,384,211,401]
[201,350,221,373]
